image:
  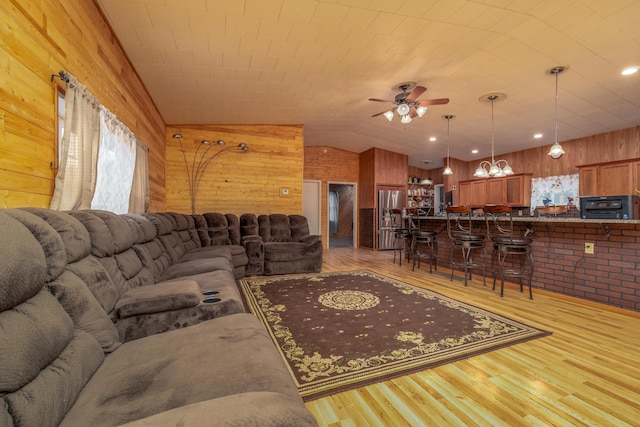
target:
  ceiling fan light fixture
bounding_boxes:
[416,106,428,117]
[383,110,394,121]
[397,103,410,116]
[400,114,412,124]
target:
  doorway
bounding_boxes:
[328,182,356,248]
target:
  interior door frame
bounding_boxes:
[327,181,358,248]
[303,180,322,236]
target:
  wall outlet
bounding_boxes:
[584,242,595,254]
[280,187,289,197]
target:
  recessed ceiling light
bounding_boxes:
[534,133,543,139]
[472,149,479,154]
[429,137,436,142]
[622,67,638,76]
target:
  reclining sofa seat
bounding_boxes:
[255,214,323,275]
[193,212,253,277]
[60,209,244,342]
[142,212,237,280]
[0,209,318,427]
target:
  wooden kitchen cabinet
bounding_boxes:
[459,174,532,207]
[459,180,487,207]
[578,159,640,196]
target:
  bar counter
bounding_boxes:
[405,215,640,312]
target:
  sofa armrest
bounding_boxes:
[117,392,318,427]
[298,234,321,245]
[115,280,201,318]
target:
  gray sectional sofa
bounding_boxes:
[0,208,320,427]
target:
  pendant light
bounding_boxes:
[548,66,567,159]
[443,114,454,175]
[474,93,513,178]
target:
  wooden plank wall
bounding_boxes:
[304,146,360,248]
[456,125,640,181]
[165,125,304,216]
[0,0,166,210]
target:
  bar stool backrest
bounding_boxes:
[483,204,514,242]
[445,205,475,240]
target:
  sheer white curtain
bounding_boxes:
[329,191,339,234]
[90,108,137,214]
[128,140,149,213]
[50,75,100,210]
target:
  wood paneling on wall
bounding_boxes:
[456,126,640,180]
[0,0,166,210]
[166,125,304,216]
[305,146,359,248]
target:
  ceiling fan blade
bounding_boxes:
[406,85,427,101]
[409,106,418,118]
[416,98,449,106]
[368,98,395,103]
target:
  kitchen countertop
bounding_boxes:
[409,215,640,224]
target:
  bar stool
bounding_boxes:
[392,227,412,266]
[445,206,486,287]
[411,230,438,273]
[483,204,534,299]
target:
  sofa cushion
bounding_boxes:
[201,213,233,245]
[60,313,305,427]
[115,280,201,318]
[0,211,104,427]
[0,212,51,310]
[118,392,318,427]
[47,270,121,353]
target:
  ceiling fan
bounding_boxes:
[369,81,449,123]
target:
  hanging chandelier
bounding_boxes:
[547,66,567,159]
[443,114,454,175]
[474,93,514,178]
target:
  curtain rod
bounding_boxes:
[51,70,69,83]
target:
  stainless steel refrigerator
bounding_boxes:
[378,189,406,250]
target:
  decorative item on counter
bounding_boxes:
[566,197,575,210]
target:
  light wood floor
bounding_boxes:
[304,248,640,427]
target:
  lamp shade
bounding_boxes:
[416,106,428,117]
[548,142,565,159]
[397,103,410,116]
[383,110,394,121]
[443,166,453,175]
[400,114,412,124]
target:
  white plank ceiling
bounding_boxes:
[97,0,640,168]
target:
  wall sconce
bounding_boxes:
[173,133,248,214]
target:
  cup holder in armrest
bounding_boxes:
[202,290,219,296]
[203,297,221,303]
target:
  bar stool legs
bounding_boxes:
[412,231,438,273]
[450,238,487,287]
[494,243,534,299]
[392,228,411,266]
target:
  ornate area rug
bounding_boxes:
[238,270,550,401]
